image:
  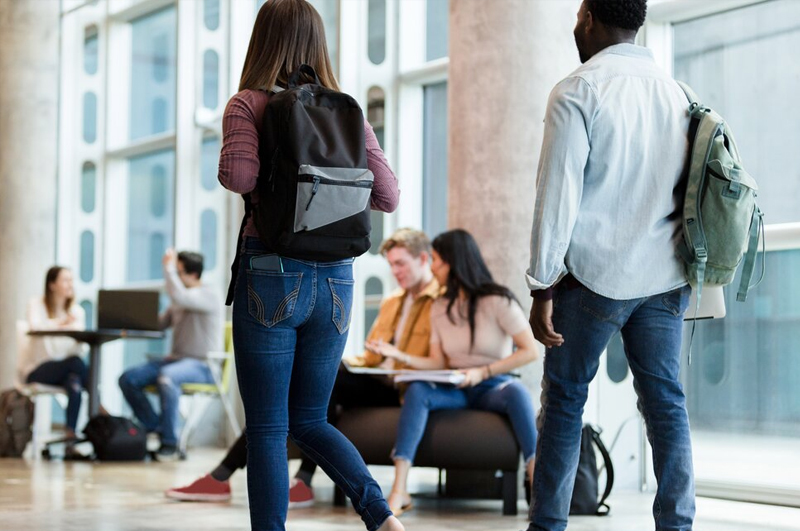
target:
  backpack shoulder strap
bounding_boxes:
[676,81,701,107]
[590,426,614,516]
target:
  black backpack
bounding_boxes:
[250,64,374,261]
[0,389,34,457]
[570,424,614,516]
[83,415,147,461]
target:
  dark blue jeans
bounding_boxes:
[529,281,694,531]
[118,358,213,446]
[233,238,391,531]
[394,376,537,466]
[27,355,88,432]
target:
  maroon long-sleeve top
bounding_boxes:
[218,89,400,238]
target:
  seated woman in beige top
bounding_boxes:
[374,229,539,515]
[19,266,87,440]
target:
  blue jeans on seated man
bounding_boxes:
[233,237,391,531]
[528,280,694,531]
[393,375,538,466]
[118,357,213,446]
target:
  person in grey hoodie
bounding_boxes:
[119,249,222,458]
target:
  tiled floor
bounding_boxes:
[2,447,800,531]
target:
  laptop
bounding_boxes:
[684,285,726,321]
[97,290,161,331]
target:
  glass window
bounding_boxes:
[80,230,94,282]
[683,249,800,436]
[368,0,386,65]
[201,136,220,191]
[203,50,219,110]
[83,92,97,144]
[81,162,96,213]
[127,149,175,282]
[369,212,384,256]
[204,0,220,31]
[606,332,629,383]
[673,0,800,224]
[367,86,385,146]
[130,7,177,140]
[364,276,384,340]
[426,0,449,61]
[200,209,218,271]
[84,25,99,75]
[80,300,94,329]
[365,277,384,296]
[422,81,448,238]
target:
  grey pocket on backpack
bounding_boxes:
[294,165,373,233]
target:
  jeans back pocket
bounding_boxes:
[328,278,355,334]
[661,285,691,317]
[579,287,629,323]
[246,270,303,328]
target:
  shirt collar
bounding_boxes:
[590,43,654,62]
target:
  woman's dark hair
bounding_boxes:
[239,0,339,92]
[44,266,73,318]
[586,0,647,32]
[432,229,519,346]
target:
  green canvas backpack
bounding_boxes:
[676,82,764,311]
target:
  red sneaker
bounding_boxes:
[165,474,232,502]
[288,478,314,508]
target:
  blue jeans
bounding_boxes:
[118,357,213,446]
[233,237,391,531]
[27,355,88,432]
[394,376,538,465]
[528,280,694,531]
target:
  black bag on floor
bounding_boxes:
[570,424,614,516]
[0,389,34,457]
[83,415,147,461]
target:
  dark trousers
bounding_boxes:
[220,366,401,476]
[27,355,88,432]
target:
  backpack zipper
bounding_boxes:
[299,174,373,211]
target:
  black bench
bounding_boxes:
[333,407,521,515]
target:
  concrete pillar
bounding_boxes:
[0,1,61,388]
[448,0,580,303]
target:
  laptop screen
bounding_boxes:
[97,290,161,331]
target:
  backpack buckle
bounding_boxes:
[689,103,709,118]
[695,248,708,262]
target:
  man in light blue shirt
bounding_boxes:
[526,1,695,530]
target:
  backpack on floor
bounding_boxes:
[0,389,34,457]
[570,424,614,516]
[250,64,374,261]
[83,415,147,461]
[676,82,765,305]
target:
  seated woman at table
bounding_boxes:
[19,266,87,440]
[373,229,539,515]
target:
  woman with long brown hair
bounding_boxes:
[20,266,87,440]
[218,1,402,530]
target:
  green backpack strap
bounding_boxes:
[677,81,715,364]
[736,207,765,302]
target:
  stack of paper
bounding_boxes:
[394,370,466,386]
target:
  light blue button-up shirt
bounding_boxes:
[526,44,691,300]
